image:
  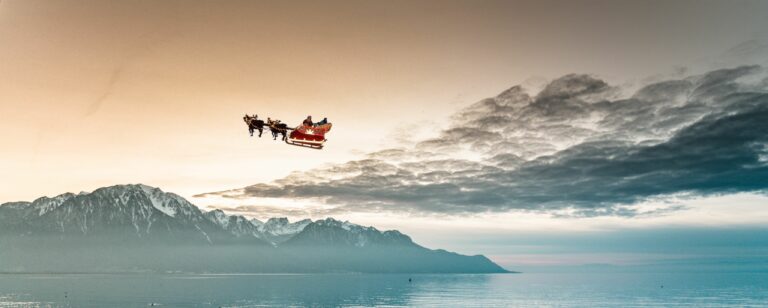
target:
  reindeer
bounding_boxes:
[267,118,288,141]
[243,114,265,137]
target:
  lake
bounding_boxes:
[0,272,766,307]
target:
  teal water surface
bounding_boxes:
[0,272,766,307]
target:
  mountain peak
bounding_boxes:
[88,183,197,218]
[259,217,313,240]
[90,183,171,197]
[0,184,509,273]
[314,217,372,232]
[0,183,227,239]
[95,183,156,192]
[206,209,230,228]
[29,192,76,215]
[286,218,415,248]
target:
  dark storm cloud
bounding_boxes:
[199,66,768,216]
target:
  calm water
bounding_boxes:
[0,272,766,307]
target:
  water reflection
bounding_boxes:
[0,274,493,307]
[0,273,766,307]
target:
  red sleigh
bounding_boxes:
[286,123,332,149]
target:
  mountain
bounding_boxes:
[255,217,313,244]
[0,184,264,245]
[0,184,510,274]
[285,218,416,247]
[203,209,263,240]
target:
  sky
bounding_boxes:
[2,0,768,271]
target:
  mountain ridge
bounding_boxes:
[0,184,510,274]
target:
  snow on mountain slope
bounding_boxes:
[211,217,314,245]
[286,218,417,248]
[135,184,202,219]
[30,193,75,216]
[1,185,413,248]
[0,184,233,243]
[139,184,179,217]
[0,185,510,273]
[259,218,312,236]
[201,214,398,246]
[207,209,231,228]
[203,209,263,239]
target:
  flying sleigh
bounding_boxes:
[242,114,332,150]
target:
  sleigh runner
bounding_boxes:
[286,123,332,149]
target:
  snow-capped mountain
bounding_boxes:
[286,218,416,247]
[200,214,403,246]
[0,184,509,273]
[257,217,313,244]
[203,209,263,239]
[0,184,411,247]
[0,184,264,244]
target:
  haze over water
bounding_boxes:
[1,272,766,307]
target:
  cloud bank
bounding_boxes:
[199,66,768,217]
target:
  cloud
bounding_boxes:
[213,205,348,218]
[198,66,768,217]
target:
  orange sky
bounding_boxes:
[2,0,767,202]
[3,0,768,269]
